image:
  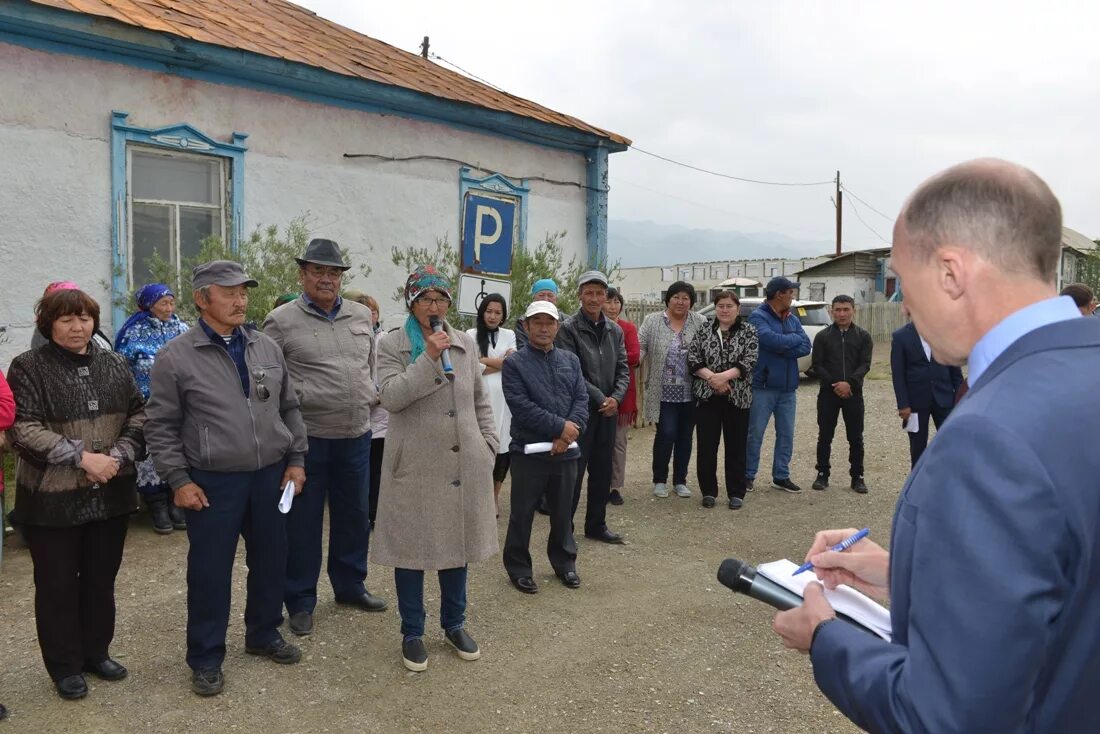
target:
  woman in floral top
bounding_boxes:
[637,281,707,499]
[115,283,189,534]
[687,290,758,509]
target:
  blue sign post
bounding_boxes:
[462,192,517,276]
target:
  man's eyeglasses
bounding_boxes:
[252,368,271,401]
[417,297,451,308]
[305,266,344,279]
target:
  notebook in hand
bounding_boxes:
[757,559,892,641]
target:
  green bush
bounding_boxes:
[390,231,621,331]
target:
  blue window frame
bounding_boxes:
[110,111,247,326]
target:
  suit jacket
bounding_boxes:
[811,317,1100,733]
[890,322,963,411]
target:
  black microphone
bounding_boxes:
[428,315,454,379]
[718,558,803,610]
[717,557,881,637]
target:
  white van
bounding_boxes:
[696,297,830,375]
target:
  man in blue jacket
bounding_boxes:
[890,320,964,467]
[501,301,589,593]
[745,277,812,493]
[773,159,1100,733]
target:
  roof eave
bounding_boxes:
[0,1,629,153]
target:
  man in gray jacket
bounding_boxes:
[145,260,308,697]
[263,239,387,638]
[556,270,629,544]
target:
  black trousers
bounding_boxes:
[572,412,616,535]
[695,398,750,499]
[503,453,578,579]
[815,389,865,478]
[26,514,129,680]
[909,403,951,467]
[369,437,385,525]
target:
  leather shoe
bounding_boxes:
[245,638,301,664]
[558,570,581,588]
[288,611,313,636]
[55,674,88,700]
[84,658,127,681]
[335,591,388,612]
[191,667,224,696]
[584,528,624,545]
[510,576,538,594]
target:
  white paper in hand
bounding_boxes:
[278,481,295,514]
[524,441,580,455]
[903,413,920,433]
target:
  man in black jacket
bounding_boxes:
[501,301,589,593]
[556,270,629,544]
[810,295,873,493]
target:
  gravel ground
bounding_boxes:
[0,374,914,733]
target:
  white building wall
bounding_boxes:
[0,42,591,363]
[618,257,829,305]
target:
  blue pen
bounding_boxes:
[792,527,870,576]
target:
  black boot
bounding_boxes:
[147,494,173,535]
[167,496,187,530]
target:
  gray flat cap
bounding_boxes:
[577,270,609,289]
[192,260,258,289]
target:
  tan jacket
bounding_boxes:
[263,297,377,439]
[371,322,499,570]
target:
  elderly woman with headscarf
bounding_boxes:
[7,288,145,701]
[115,283,190,534]
[372,265,498,673]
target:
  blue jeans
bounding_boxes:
[186,462,287,670]
[394,566,467,641]
[652,400,696,484]
[284,432,372,614]
[745,388,797,482]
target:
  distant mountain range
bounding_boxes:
[608,219,835,268]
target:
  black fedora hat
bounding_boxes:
[296,239,350,270]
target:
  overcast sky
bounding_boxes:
[298,1,1100,247]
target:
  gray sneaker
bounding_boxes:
[772,478,803,494]
[673,483,692,498]
[653,482,669,498]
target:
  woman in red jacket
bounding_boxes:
[603,288,639,505]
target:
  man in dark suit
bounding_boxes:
[890,320,964,466]
[772,159,1100,733]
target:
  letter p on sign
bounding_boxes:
[474,205,502,263]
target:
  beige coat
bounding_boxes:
[371,322,499,570]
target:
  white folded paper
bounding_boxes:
[756,559,892,641]
[523,441,580,455]
[278,480,295,514]
[903,413,920,433]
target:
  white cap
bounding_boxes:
[524,300,560,320]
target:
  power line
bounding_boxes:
[630,146,835,187]
[845,195,892,245]
[428,53,506,92]
[839,184,895,222]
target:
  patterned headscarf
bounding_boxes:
[403,265,452,309]
[115,283,175,350]
[43,280,79,295]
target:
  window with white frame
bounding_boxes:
[127,147,228,289]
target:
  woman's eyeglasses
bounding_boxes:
[417,297,451,308]
[252,368,270,401]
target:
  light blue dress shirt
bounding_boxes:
[968,295,1080,386]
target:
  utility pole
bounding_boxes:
[835,170,843,256]
[420,36,430,59]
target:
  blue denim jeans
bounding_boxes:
[394,566,468,641]
[652,400,696,484]
[745,388,798,482]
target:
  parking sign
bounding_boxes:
[461,191,516,276]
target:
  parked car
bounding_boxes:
[697,297,830,375]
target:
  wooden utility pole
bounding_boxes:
[420,36,430,59]
[835,170,843,256]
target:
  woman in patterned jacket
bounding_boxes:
[8,288,145,700]
[687,290,758,510]
[115,283,189,534]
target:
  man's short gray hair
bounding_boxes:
[901,159,1062,282]
[193,285,212,310]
